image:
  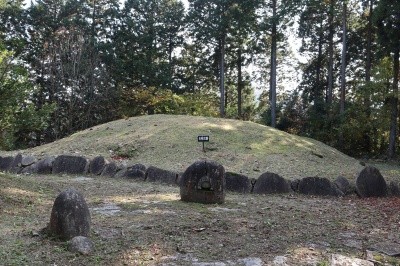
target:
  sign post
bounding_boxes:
[197,135,209,152]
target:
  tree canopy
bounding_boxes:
[0,0,399,159]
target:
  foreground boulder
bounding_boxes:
[225,172,251,193]
[252,172,291,194]
[48,188,91,240]
[356,166,388,197]
[52,155,89,175]
[180,161,225,204]
[298,177,344,196]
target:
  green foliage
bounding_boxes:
[115,0,185,90]
[119,87,185,116]
[374,0,400,52]
[119,87,220,117]
[0,48,54,150]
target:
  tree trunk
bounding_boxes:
[388,45,399,159]
[219,34,226,117]
[339,1,347,148]
[270,0,277,127]
[365,0,373,84]
[237,48,242,119]
[316,23,323,101]
[327,0,335,105]
[363,0,374,153]
[340,2,347,115]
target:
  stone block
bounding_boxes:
[298,176,344,197]
[253,172,291,194]
[225,172,251,193]
[146,166,178,185]
[356,166,388,197]
[52,155,89,175]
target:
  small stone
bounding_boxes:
[237,257,263,266]
[330,254,373,266]
[9,154,23,173]
[68,236,94,255]
[21,155,37,167]
[31,231,40,237]
[101,162,118,177]
[389,181,400,197]
[290,179,300,192]
[334,176,354,195]
[89,156,107,175]
[273,256,288,266]
[370,241,400,256]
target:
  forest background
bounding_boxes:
[0,0,399,159]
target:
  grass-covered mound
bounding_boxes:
[9,114,362,180]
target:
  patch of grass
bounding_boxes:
[317,260,329,266]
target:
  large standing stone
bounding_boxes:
[225,172,251,193]
[146,166,178,185]
[180,161,225,204]
[253,172,291,194]
[0,156,15,172]
[356,166,388,198]
[298,176,344,197]
[52,155,89,175]
[89,156,107,175]
[48,188,91,240]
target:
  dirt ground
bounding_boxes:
[1,172,400,266]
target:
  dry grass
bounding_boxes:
[1,173,400,265]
